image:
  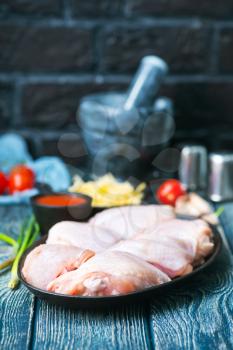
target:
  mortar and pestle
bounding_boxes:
[78,56,174,179]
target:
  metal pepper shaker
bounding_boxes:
[208,152,233,202]
[178,145,208,191]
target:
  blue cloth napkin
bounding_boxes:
[0,133,71,204]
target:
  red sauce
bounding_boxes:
[36,195,86,207]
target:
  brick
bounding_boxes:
[0,25,93,72]
[20,80,233,143]
[217,134,233,151]
[0,0,62,18]
[0,83,13,129]
[13,130,41,158]
[100,25,211,74]
[125,0,233,19]
[21,81,128,128]
[57,132,87,158]
[70,0,122,18]
[173,131,214,151]
[219,29,233,73]
[159,82,233,132]
[39,131,89,167]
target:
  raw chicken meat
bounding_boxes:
[89,205,175,239]
[47,251,170,296]
[22,244,94,289]
[135,219,214,264]
[47,221,121,252]
[175,193,218,225]
[110,238,194,278]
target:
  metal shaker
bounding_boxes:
[208,152,233,202]
[179,145,208,191]
[124,56,168,110]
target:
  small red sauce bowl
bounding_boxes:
[31,192,92,235]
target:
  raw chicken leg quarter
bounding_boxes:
[47,221,121,252]
[110,238,194,278]
[47,251,171,296]
[89,205,175,239]
[22,244,94,290]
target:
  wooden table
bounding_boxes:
[0,204,232,350]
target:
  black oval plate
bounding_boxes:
[18,225,222,309]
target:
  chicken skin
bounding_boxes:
[47,221,121,252]
[135,219,214,264]
[47,251,170,296]
[89,205,175,239]
[22,244,94,289]
[110,238,194,278]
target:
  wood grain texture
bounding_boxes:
[0,206,35,350]
[218,202,233,253]
[1,204,233,350]
[32,302,151,350]
[150,241,233,350]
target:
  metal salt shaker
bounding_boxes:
[179,145,208,191]
[208,152,233,202]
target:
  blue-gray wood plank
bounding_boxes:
[0,205,232,350]
[0,206,35,350]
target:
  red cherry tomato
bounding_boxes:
[0,172,8,195]
[156,179,186,206]
[8,165,35,194]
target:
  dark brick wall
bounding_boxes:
[0,0,233,164]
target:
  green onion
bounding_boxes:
[8,216,37,289]
[0,257,14,270]
[0,233,18,273]
[27,222,39,248]
[0,215,40,288]
[0,233,18,250]
[214,206,224,218]
[17,218,28,247]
